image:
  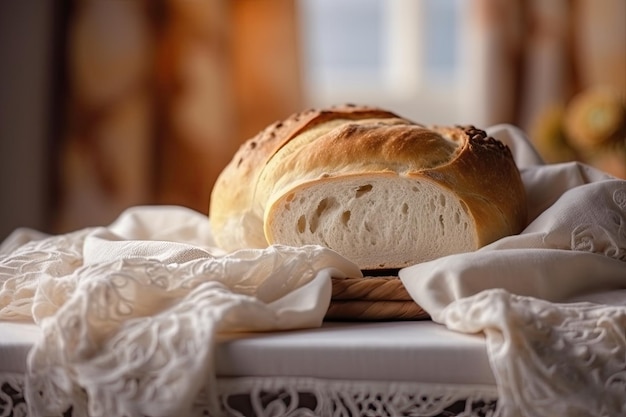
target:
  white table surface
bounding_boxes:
[1,319,495,386]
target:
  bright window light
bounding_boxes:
[297,0,465,124]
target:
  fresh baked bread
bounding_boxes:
[209,104,527,269]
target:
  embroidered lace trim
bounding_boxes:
[0,373,499,417]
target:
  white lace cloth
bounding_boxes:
[1,124,625,417]
[401,124,626,417]
[0,210,362,416]
[1,373,500,417]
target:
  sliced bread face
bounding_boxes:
[265,174,476,269]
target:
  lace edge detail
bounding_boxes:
[1,372,500,417]
[214,376,500,417]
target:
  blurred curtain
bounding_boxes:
[464,0,625,177]
[55,0,302,232]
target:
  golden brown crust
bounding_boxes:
[421,125,527,245]
[209,105,527,262]
[209,104,402,249]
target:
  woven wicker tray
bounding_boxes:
[326,275,429,321]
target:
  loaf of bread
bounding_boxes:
[209,104,527,269]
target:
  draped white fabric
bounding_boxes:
[0,209,361,417]
[1,124,625,417]
[401,124,626,417]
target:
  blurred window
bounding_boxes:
[299,0,385,89]
[298,0,464,124]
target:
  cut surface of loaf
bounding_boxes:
[266,175,475,269]
[209,104,527,269]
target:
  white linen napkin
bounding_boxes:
[400,124,626,417]
[0,206,361,417]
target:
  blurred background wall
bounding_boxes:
[0,0,624,240]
